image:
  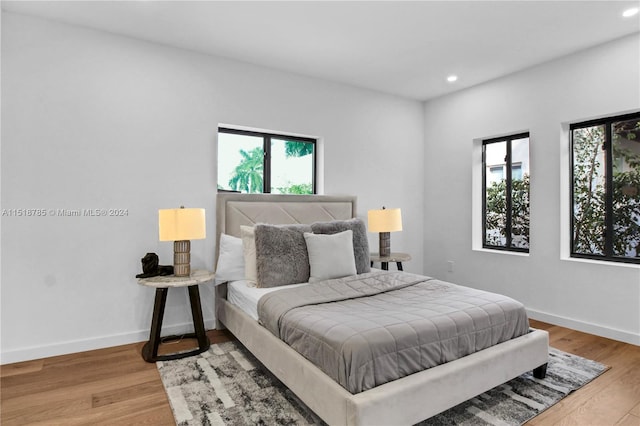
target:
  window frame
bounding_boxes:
[482,132,530,253]
[218,127,317,194]
[569,111,640,265]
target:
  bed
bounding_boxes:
[214,193,549,425]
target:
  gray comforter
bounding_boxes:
[257,270,530,394]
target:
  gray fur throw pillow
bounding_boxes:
[311,218,371,274]
[254,223,312,288]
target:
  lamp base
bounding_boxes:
[379,232,391,258]
[173,240,191,277]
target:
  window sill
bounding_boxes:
[473,248,530,257]
[561,256,640,269]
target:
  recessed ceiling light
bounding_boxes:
[623,7,639,17]
[447,75,458,83]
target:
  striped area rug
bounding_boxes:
[157,341,607,426]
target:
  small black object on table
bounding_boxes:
[137,270,214,362]
[135,252,174,278]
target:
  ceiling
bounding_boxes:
[2,1,639,101]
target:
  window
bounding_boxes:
[512,164,523,180]
[570,112,640,264]
[483,133,530,252]
[488,163,522,184]
[217,128,316,194]
[489,166,504,182]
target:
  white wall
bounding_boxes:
[423,34,640,345]
[0,13,424,363]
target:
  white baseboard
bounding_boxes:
[0,319,217,365]
[527,308,640,346]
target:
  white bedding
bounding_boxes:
[226,270,383,320]
[227,280,308,321]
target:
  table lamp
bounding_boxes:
[368,207,402,257]
[158,206,206,277]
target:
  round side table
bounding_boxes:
[370,252,411,271]
[137,269,214,362]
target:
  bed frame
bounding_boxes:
[214,193,549,426]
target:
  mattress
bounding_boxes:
[227,280,307,321]
[226,270,384,319]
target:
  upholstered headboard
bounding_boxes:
[214,193,357,327]
[215,193,357,264]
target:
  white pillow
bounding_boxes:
[214,233,245,283]
[241,225,257,285]
[304,230,357,283]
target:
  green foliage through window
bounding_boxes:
[228,147,264,193]
[486,175,530,248]
[285,141,314,158]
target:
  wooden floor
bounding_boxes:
[1,321,639,425]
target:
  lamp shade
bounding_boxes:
[158,208,206,241]
[368,208,402,233]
